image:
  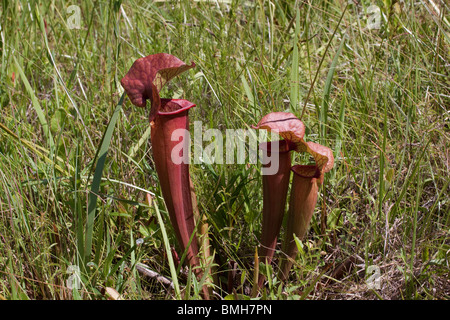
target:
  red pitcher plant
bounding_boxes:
[253,112,334,283]
[121,53,209,298]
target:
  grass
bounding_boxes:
[0,0,449,300]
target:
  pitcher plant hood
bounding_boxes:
[120,53,195,123]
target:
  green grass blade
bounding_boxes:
[34,4,95,151]
[13,56,54,151]
[334,89,346,159]
[74,139,85,264]
[128,125,151,159]
[320,35,345,142]
[149,195,181,299]
[84,93,125,262]
[0,122,72,175]
[289,8,300,113]
[410,177,423,272]
[300,4,348,120]
[389,140,430,224]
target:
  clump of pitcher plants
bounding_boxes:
[253,112,334,283]
[120,53,334,298]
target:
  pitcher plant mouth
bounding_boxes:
[259,139,294,154]
[291,164,322,180]
[157,98,196,115]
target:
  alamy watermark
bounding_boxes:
[366,5,381,30]
[170,121,283,175]
[66,265,81,290]
[64,3,384,31]
[67,5,81,29]
[365,265,381,290]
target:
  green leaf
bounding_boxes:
[224,293,251,300]
[84,93,125,262]
[289,8,301,112]
[13,56,54,151]
[320,35,345,142]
